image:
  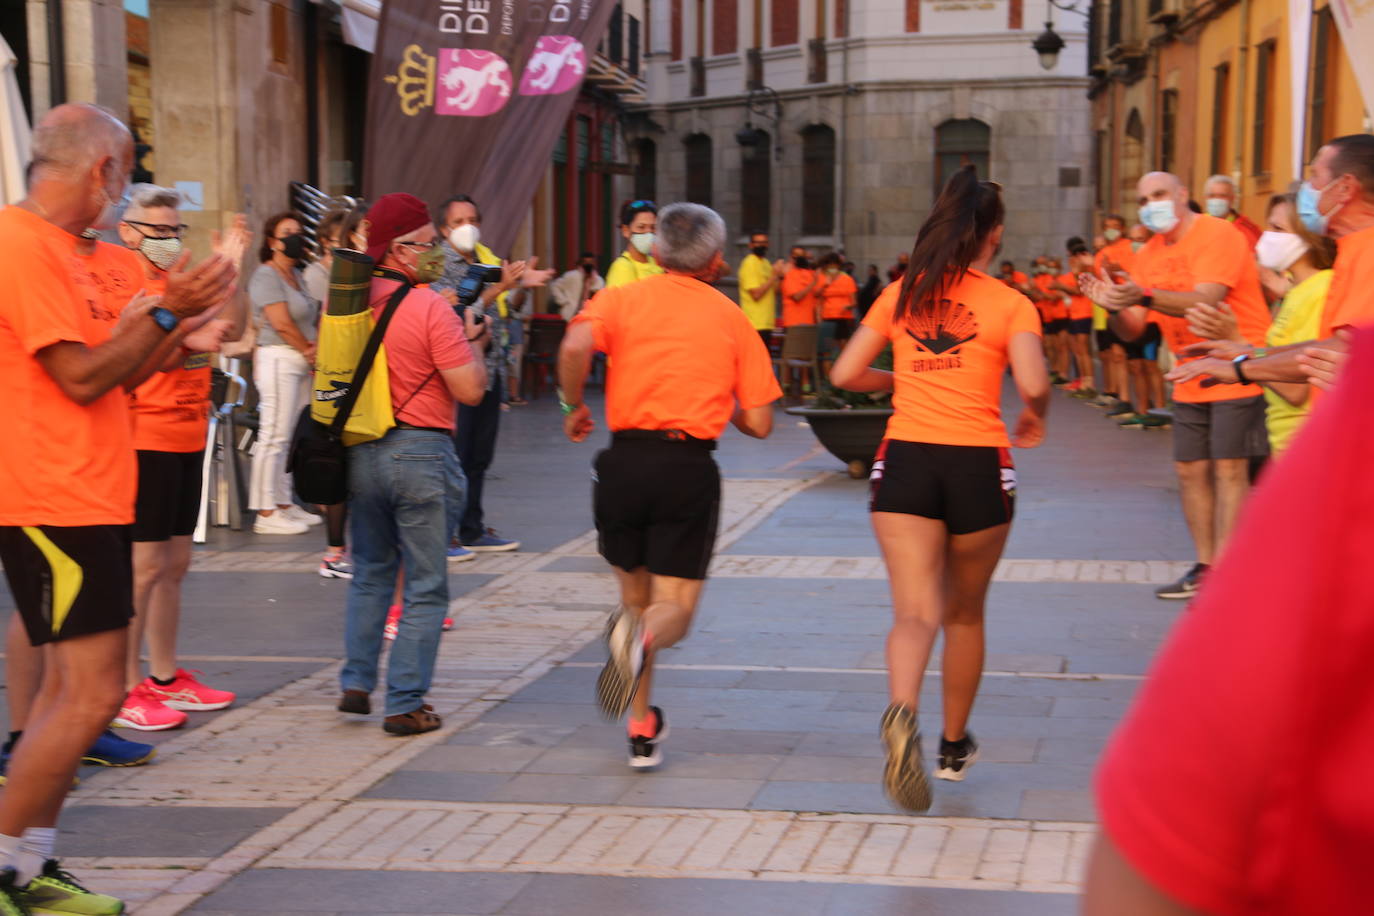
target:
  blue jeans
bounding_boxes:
[341,429,464,716]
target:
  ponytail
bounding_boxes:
[895,166,1005,322]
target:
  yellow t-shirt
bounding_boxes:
[737,254,776,330]
[605,252,665,289]
[1264,269,1332,454]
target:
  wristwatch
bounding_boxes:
[150,307,180,332]
[1139,286,1154,310]
[1232,353,1252,385]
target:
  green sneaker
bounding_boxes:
[0,868,31,916]
[20,860,123,915]
[1118,414,1146,428]
[1141,414,1172,429]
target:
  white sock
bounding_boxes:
[15,827,54,885]
[0,833,22,880]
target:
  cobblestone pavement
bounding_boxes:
[0,388,1190,914]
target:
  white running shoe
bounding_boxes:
[253,512,309,535]
[282,505,323,527]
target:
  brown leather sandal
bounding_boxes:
[383,704,441,735]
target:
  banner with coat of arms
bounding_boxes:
[364,0,617,254]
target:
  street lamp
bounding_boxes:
[1032,22,1066,70]
[736,86,783,161]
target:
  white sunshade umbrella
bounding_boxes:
[1,34,31,205]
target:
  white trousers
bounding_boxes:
[249,345,312,511]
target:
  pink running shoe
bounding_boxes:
[443,617,454,631]
[143,669,236,711]
[113,684,188,731]
[383,604,402,641]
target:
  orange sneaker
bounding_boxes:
[113,683,187,731]
[143,669,236,711]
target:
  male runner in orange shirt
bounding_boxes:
[558,202,782,770]
[1091,216,1134,411]
[778,244,822,393]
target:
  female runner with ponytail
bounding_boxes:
[830,167,1050,812]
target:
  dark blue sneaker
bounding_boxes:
[462,529,520,552]
[0,743,82,788]
[81,730,156,767]
[446,544,476,563]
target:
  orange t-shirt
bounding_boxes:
[780,268,819,327]
[1094,238,1137,279]
[1059,273,1093,321]
[1133,215,1270,404]
[1033,273,1068,321]
[1319,225,1374,339]
[862,268,1042,448]
[819,271,858,320]
[0,206,137,526]
[127,270,214,453]
[573,273,783,440]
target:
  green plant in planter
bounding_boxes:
[808,346,894,409]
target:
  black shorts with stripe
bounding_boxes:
[0,525,134,646]
[869,440,1016,535]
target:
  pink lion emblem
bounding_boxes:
[518,36,586,96]
[436,49,513,117]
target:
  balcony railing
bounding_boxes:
[599,4,642,76]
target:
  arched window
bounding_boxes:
[685,133,713,205]
[740,130,771,234]
[934,118,990,194]
[801,124,836,235]
[633,138,657,203]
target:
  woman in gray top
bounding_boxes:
[247,211,320,535]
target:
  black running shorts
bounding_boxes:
[1069,318,1092,335]
[1047,318,1069,335]
[869,440,1015,535]
[593,438,721,580]
[0,525,134,646]
[1095,328,1122,351]
[1122,322,1163,361]
[133,449,205,542]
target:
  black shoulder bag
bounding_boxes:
[287,280,411,505]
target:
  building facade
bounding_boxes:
[1088,0,1370,226]
[629,0,1093,273]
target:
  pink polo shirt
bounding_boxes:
[369,277,473,431]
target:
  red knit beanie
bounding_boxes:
[365,192,432,263]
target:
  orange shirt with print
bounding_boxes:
[820,271,858,320]
[1319,225,1374,339]
[127,269,213,452]
[863,269,1042,448]
[780,268,820,327]
[1059,273,1093,321]
[1133,215,1270,404]
[572,273,782,440]
[1034,273,1068,321]
[0,206,137,526]
[1094,238,1137,279]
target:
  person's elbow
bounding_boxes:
[444,364,487,406]
[734,404,774,439]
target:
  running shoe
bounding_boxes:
[319,554,354,579]
[880,703,931,813]
[20,860,124,915]
[252,512,308,535]
[442,617,455,631]
[112,684,187,731]
[597,611,645,720]
[383,605,401,641]
[1088,394,1118,408]
[628,706,669,769]
[447,544,476,563]
[81,730,155,768]
[462,529,520,552]
[1156,562,1208,600]
[1070,386,1099,399]
[1141,414,1172,429]
[1107,402,1136,417]
[282,505,324,527]
[935,733,979,782]
[1117,414,1147,428]
[0,868,30,916]
[142,670,235,711]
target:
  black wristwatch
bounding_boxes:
[1232,353,1252,385]
[150,307,180,332]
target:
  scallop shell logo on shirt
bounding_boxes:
[906,299,979,354]
[518,36,587,96]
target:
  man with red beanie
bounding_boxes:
[336,193,488,735]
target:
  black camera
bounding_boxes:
[455,264,505,318]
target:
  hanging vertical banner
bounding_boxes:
[1289,0,1312,179]
[1329,0,1374,123]
[364,0,618,254]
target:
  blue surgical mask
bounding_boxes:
[1138,200,1180,235]
[1297,181,1333,235]
[1204,198,1231,219]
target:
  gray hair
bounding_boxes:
[1205,174,1237,195]
[655,202,726,273]
[125,183,182,218]
[29,103,130,177]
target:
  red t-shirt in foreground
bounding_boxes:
[1095,327,1374,915]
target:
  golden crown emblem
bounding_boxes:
[384,44,436,116]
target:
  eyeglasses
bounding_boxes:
[395,239,441,252]
[124,219,188,238]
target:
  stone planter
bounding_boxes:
[785,406,893,478]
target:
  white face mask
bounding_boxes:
[1205,197,1232,219]
[1138,200,1180,235]
[1254,231,1308,273]
[630,232,655,256]
[138,236,184,271]
[91,179,127,231]
[449,223,480,253]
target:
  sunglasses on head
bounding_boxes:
[627,199,655,211]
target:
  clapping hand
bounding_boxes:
[520,256,556,289]
[1186,301,1241,342]
[1298,329,1353,391]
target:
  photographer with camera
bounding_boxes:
[432,195,553,557]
